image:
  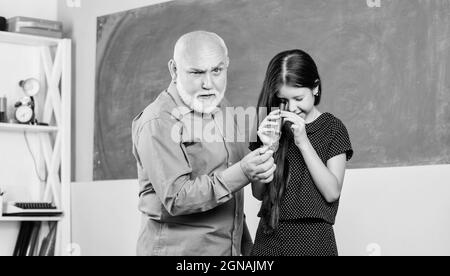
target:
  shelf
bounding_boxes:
[0,34,71,255]
[0,122,59,133]
[0,216,62,222]
[0,31,61,47]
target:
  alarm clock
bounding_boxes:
[14,96,36,124]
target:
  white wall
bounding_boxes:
[0,0,57,20]
[70,180,140,256]
[335,165,450,256]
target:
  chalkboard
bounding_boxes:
[94,0,450,180]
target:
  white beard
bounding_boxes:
[176,81,225,114]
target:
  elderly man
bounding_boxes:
[132,31,275,256]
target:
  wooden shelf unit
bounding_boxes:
[0,31,72,256]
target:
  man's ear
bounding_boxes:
[168,59,177,81]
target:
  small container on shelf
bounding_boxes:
[0,190,4,217]
[0,96,7,123]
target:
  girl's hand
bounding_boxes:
[257,109,282,150]
[280,111,309,147]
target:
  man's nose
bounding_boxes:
[202,73,213,90]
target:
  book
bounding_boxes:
[13,222,34,256]
[25,222,41,256]
[13,222,26,256]
[38,222,57,256]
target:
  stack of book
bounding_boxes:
[13,221,57,256]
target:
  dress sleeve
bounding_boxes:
[327,118,353,161]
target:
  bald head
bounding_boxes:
[173,31,229,67]
[168,31,229,114]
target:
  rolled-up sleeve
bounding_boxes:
[135,118,249,216]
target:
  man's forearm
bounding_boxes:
[160,163,250,216]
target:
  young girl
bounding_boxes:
[250,49,353,256]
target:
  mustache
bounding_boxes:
[196,90,220,96]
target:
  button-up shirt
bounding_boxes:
[132,84,251,256]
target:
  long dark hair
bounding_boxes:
[251,49,322,233]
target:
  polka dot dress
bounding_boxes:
[251,112,353,256]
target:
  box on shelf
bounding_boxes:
[7,16,63,38]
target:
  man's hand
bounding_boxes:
[240,147,276,183]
